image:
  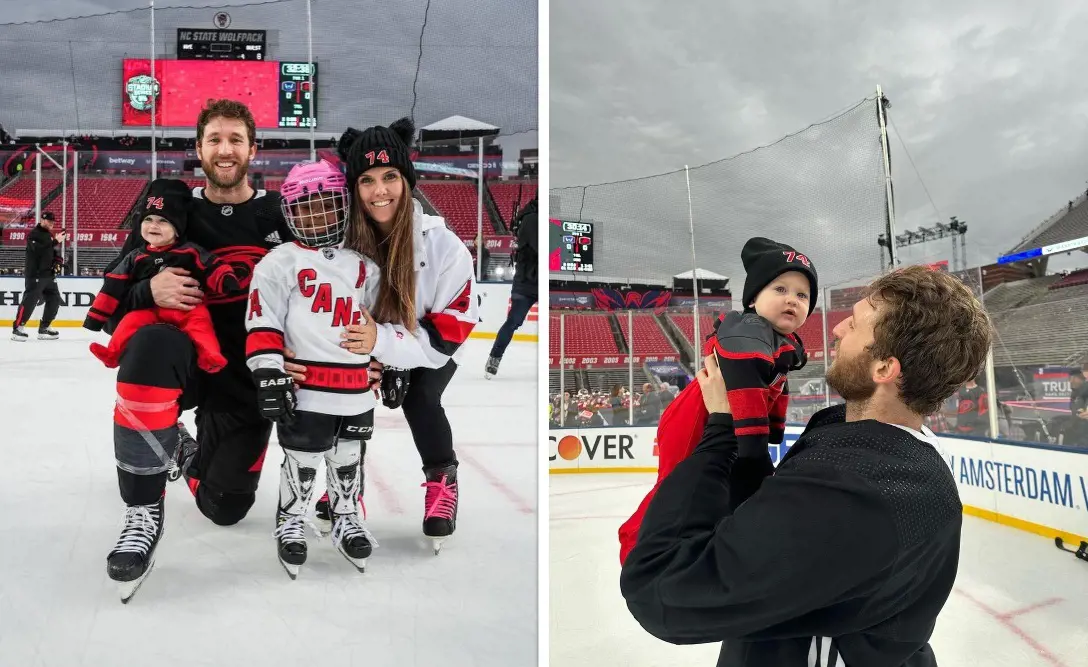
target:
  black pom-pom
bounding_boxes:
[388,117,415,147]
[337,127,361,161]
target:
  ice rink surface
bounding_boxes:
[551,472,1088,667]
[0,330,538,667]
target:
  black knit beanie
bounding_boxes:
[740,237,819,315]
[337,117,417,190]
[138,178,193,238]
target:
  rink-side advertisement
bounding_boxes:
[0,277,537,342]
[549,425,1088,543]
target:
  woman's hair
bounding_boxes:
[344,177,417,331]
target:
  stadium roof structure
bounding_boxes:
[1005,191,1088,256]
[419,115,500,143]
[673,268,729,280]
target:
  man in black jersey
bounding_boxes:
[621,266,994,667]
[101,100,296,590]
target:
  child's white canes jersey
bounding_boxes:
[368,199,480,370]
[244,241,382,416]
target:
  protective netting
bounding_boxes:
[0,0,537,136]
[550,96,889,289]
[0,0,537,277]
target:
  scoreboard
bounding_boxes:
[549,218,595,272]
[278,62,318,129]
[177,29,267,60]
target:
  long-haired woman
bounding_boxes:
[307,118,478,554]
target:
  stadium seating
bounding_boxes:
[45,176,145,229]
[1048,268,1088,291]
[549,312,621,357]
[989,292,1088,367]
[616,312,677,355]
[489,181,537,224]
[417,181,487,239]
[666,312,716,347]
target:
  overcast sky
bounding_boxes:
[551,0,1088,276]
[0,0,536,173]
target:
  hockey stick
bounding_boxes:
[1053,537,1088,561]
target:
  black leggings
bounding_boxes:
[402,359,459,468]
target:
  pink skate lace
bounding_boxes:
[422,474,457,520]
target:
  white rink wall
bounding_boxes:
[0,276,538,341]
[549,424,1088,545]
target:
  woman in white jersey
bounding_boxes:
[307,118,478,554]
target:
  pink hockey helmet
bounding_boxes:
[279,159,350,247]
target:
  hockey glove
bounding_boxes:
[253,367,298,423]
[380,366,411,409]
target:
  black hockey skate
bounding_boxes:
[331,512,376,572]
[167,422,199,483]
[37,328,58,340]
[10,326,27,342]
[106,497,165,604]
[484,355,501,379]
[421,462,458,555]
[274,509,314,579]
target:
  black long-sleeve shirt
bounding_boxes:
[620,404,962,667]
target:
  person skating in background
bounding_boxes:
[485,196,537,378]
[954,375,988,437]
[11,211,65,341]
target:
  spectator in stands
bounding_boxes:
[657,382,675,412]
[11,211,65,342]
[636,382,661,424]
[485,197,537,379]
[607,385,626,425]
[1064,370,1088,447]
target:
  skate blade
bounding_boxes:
[430,536,449,555]
[118,558,155,604]
[38,334,58,340]
[279,558,301,580]
[335,544,369,573]
[10,336,26,342]
[312,518,332,537]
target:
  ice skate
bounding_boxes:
[325,438,374,571]
[422,462,458,555]
[37,328,58,340]
[167,422,199,483]
[11,327,27,342]
[313,491,332,536]
[275,449,321,579]
[106,497,164,604]
[484,355,501,379]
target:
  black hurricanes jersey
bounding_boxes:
[108,186,294,415]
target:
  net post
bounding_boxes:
[822,286,831,407]
[307,0,315,161]
[628,309,635,427]
[685,165,701,346]
[477,136,484,283]
[978,266,1000,439]
[559,312,566,427]
[876,85,897,269]
[73,152,79,275]
[61,140,68,260]
[35,150,41,226]
[150,0,157,181]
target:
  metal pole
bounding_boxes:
[978,266,1000,439]
[477,137,484,283]
[34,150,41,226]
[561,318,568,426]
[73,152,79,274]
[61,140,68,261]
[822,287,831,407]
[306,0,315,160]
[150,0,157,180]
[628,310,634,427]
[876,85,898,269]
[685,165,701,345]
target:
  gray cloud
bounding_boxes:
[1,0,537,170]
[551,0,1088,274]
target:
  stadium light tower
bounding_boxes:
[882,218,968,270]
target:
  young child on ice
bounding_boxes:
[618,236,818,564]
[83,178,242,372]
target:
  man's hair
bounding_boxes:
[1072,369,1086,379]
[196,99,256,146]
[866,265,993,415]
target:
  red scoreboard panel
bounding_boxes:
[122,59,317,129]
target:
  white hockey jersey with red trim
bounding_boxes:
[245,241,381,416]
[368,199,479,369]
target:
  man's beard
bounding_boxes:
[202,156,249,190]
[826,346,878,403]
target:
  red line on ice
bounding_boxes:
[457,448,534,515]
[954,588,1067,667]
[999,597,1064,620]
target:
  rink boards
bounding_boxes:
[0,276,538,342]
[548,424,1088,546]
